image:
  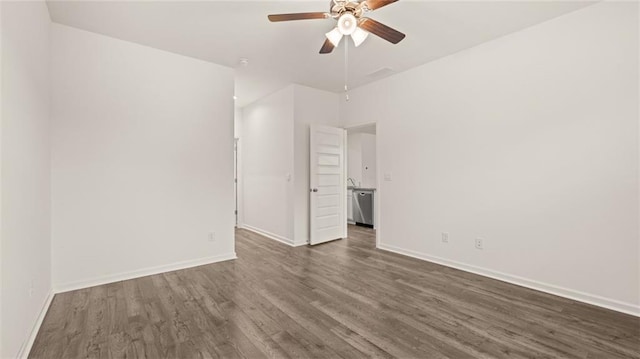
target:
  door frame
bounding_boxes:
[344,122,380,248]
[342,132,348,239]
[234,137,239,227]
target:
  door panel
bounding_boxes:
[317,194,340,208]
[318,154,340,166]
[310,125,346,245]
[318,174,341,186]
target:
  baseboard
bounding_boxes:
[242,224,308,247]
[54,252,237,293]
[18,289,54,359]
[378,243,640,317]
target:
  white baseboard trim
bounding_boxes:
[242,224,308,247]
[18,289,55,359]
[54,252,237,293]
[378,243,640,317]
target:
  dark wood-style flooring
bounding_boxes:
[30,225,640,358]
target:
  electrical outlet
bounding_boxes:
[475,238,484,250]
[208,232,215,242]
[441,232,449,243]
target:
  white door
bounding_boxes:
[310,125,347,245]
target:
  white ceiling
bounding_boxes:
[47,0,594,107]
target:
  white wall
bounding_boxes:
[360,134,376,189]
[51,24,236,290]
[347,133,377,189]
[347,133,362,186]
[240,86,295,243]
[293,85,340,245]
[341,2,639,314]
[1,2,52,357]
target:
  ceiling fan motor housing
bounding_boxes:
[330,0,364,18]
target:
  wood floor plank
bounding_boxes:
[29,225,640,358]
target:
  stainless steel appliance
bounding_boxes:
[353,190,374,227]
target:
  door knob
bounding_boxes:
[311,188,318,192]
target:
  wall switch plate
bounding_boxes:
[208,232,215,242]
[475,238,484,250]
[384,173,392,181]
[441,232,449,243]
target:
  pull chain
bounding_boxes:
[344,36,349,101]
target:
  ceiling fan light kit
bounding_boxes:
[326,28,343,47]
[337,12,357,35]
[326,16,370,47]
[351,27,369,47]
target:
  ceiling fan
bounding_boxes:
[268,0,405,54]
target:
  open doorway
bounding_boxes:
[345,123,378,246]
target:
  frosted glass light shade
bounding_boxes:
[337,13,357,35]
[351,27,369,47]
[325,27,343,46]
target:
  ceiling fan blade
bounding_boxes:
[319,38,335,54]
[268,12,328,22]
[362,0,398,11]
[358,18,405,44]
